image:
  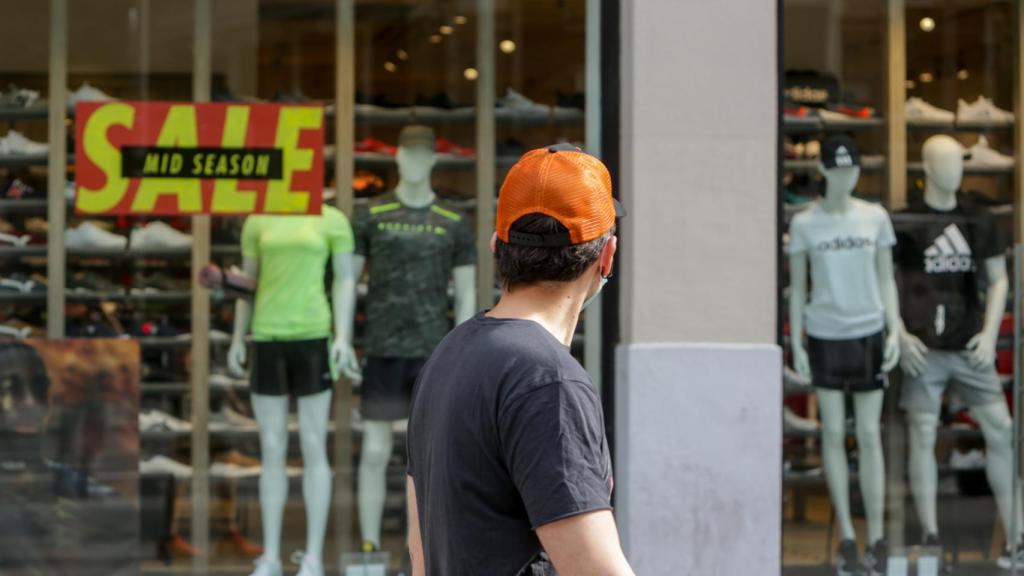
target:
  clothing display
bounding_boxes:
[242,205,354,340]
[353,193,475,358]
[807,330,886,391]
[361,356,426,421]
[893,195,1002,350]
[787,199,897,339]
[250,338,333,397]
[900,350,1005,414]
[407,313,612,576]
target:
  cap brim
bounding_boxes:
[613,198,627,218]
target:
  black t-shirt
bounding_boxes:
[407,313,613,576]
[893,194,1003,350]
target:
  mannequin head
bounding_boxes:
[395,125,437,186]
[922,134,964,194]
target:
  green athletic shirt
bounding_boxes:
[242,205,354,340]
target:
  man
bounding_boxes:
[406,144,634,576]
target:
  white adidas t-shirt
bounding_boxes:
[788,199,897,340]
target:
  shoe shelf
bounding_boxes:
[138,336,193,350]
[785,155,885,173]
[329,153,519,171]
[783,116,884,134]
[142,378,249,394]
[0,199,48,213]
[0,107,49,121]
[326,107,585,126]
[907,162,1014,175]
[908,120,1013,132]
[0,153,48,167]
[0,245,45,257]
[0,292,45,302]
[142,423,338,441]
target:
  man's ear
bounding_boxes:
[600,236,617,277]
[490,232,498,254]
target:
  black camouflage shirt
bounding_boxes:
[354,192,476,358]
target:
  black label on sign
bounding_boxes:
[121,147,283,179]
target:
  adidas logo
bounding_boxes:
[834,145,853,167]
[924,224,974,273]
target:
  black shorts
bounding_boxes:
[250,338,333,397]
[361,356,426,421]
[808,331,887,392]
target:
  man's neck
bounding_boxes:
[486,283,586,346]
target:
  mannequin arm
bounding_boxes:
[453,265,477,325]
[966,255,1008,367]
[228,256,259,377]
[332,252,361,380]
[876,247,901,371]
[787,252,811,381]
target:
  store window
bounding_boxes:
[0,0,593,574]
[783,0,1021,573]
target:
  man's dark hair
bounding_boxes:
[495,213,611,287]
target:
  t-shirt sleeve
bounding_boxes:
[240,216,261,258]
[975,209,1004,261]
[324,206,355,254]
[786,217,808,255]
[352,204,370,257]
[876,208,897,248]
[499,379,612,529]
[453,214,477,268]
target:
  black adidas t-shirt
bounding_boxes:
[893,195,1003,350]
[407,313,613,576]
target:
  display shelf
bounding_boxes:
[0,153,48,167]
[0,245,46,257]
[907,161,1014,175]
[784,155,885,173]
[0,291,45,302]
[0,199,48,213]
[327,153,518,171]
[907,119,956,131]
[908,119,1014,132]
[142,423,338,441]
[141,377,250,394]
[327,105,585,126]
[0,107,49,121]
[784,115,883,133]
[138,336,192,349]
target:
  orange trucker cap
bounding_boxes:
[496,143,625,246]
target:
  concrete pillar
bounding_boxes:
[616,1,781,573]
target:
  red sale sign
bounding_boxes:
[74,101,325,215]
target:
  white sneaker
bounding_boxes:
[783,406,820,433]
[130,221,193,250]
[958,95,1014,124]
[140,408,192,433]
[210,462,261,478]
[139,455,193,478]
[497,88,550,116]
[905,97,954,123]
[966,135,1014,169]
[0,130,48,155]
[0,232,31,247]
[292,552,324,576]
[209,406,258,431]
[68,82,113,111]
[950,448,986,470]
[66,221,128,250]
[65,180,76,202]
[249,556,283,576]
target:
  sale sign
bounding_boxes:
[74,101,325,215]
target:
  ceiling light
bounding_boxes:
[919,17,936,32]
[919,71,934,83]
[957,69,969,80]
[499,40,516,54]
[463,67,478,81]
[439,25,454,35]
[384,61,397,73]
[429,34,442,44]
[396,49,409,61]
[453,15,467,25]
[905,80,916,90]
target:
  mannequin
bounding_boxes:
[349,125,476,552]
[895,134,1022,567]
[227,206,359,576]
[788,135,900,575]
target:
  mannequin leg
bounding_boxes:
[816,388,856,540]
[972,401,1024,543]
[251,394,290,561]
[358,420,394,547]
[906,412,940,536]
[297,389,333,564]
[853,390,885,544]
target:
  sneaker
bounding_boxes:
[291,551,324,576]
[210,462,261,478]
[784,406,820,433]
[958,95,1014,124]
[67,82,113,111]
[69,270,122,294]
[905,97,954,123]
[966,135,1014,169]
[354,137,397,156]
[435,137,475,158]
[837,539,866,576]
[209,406,258,432]
[497,88,551,116]
[864,539,887,575]
[66,221,128,250]
[130,221,193,250]
[998,543,1024,570]
[0,231,31,247]
[950,448,986,470]
[140,409,192,433]
[139,455,193,478]
[0,130,48,155]
[0,85,40,109]
[249,556,283,576]
[224,528,264,558]
[1,178,39,199]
